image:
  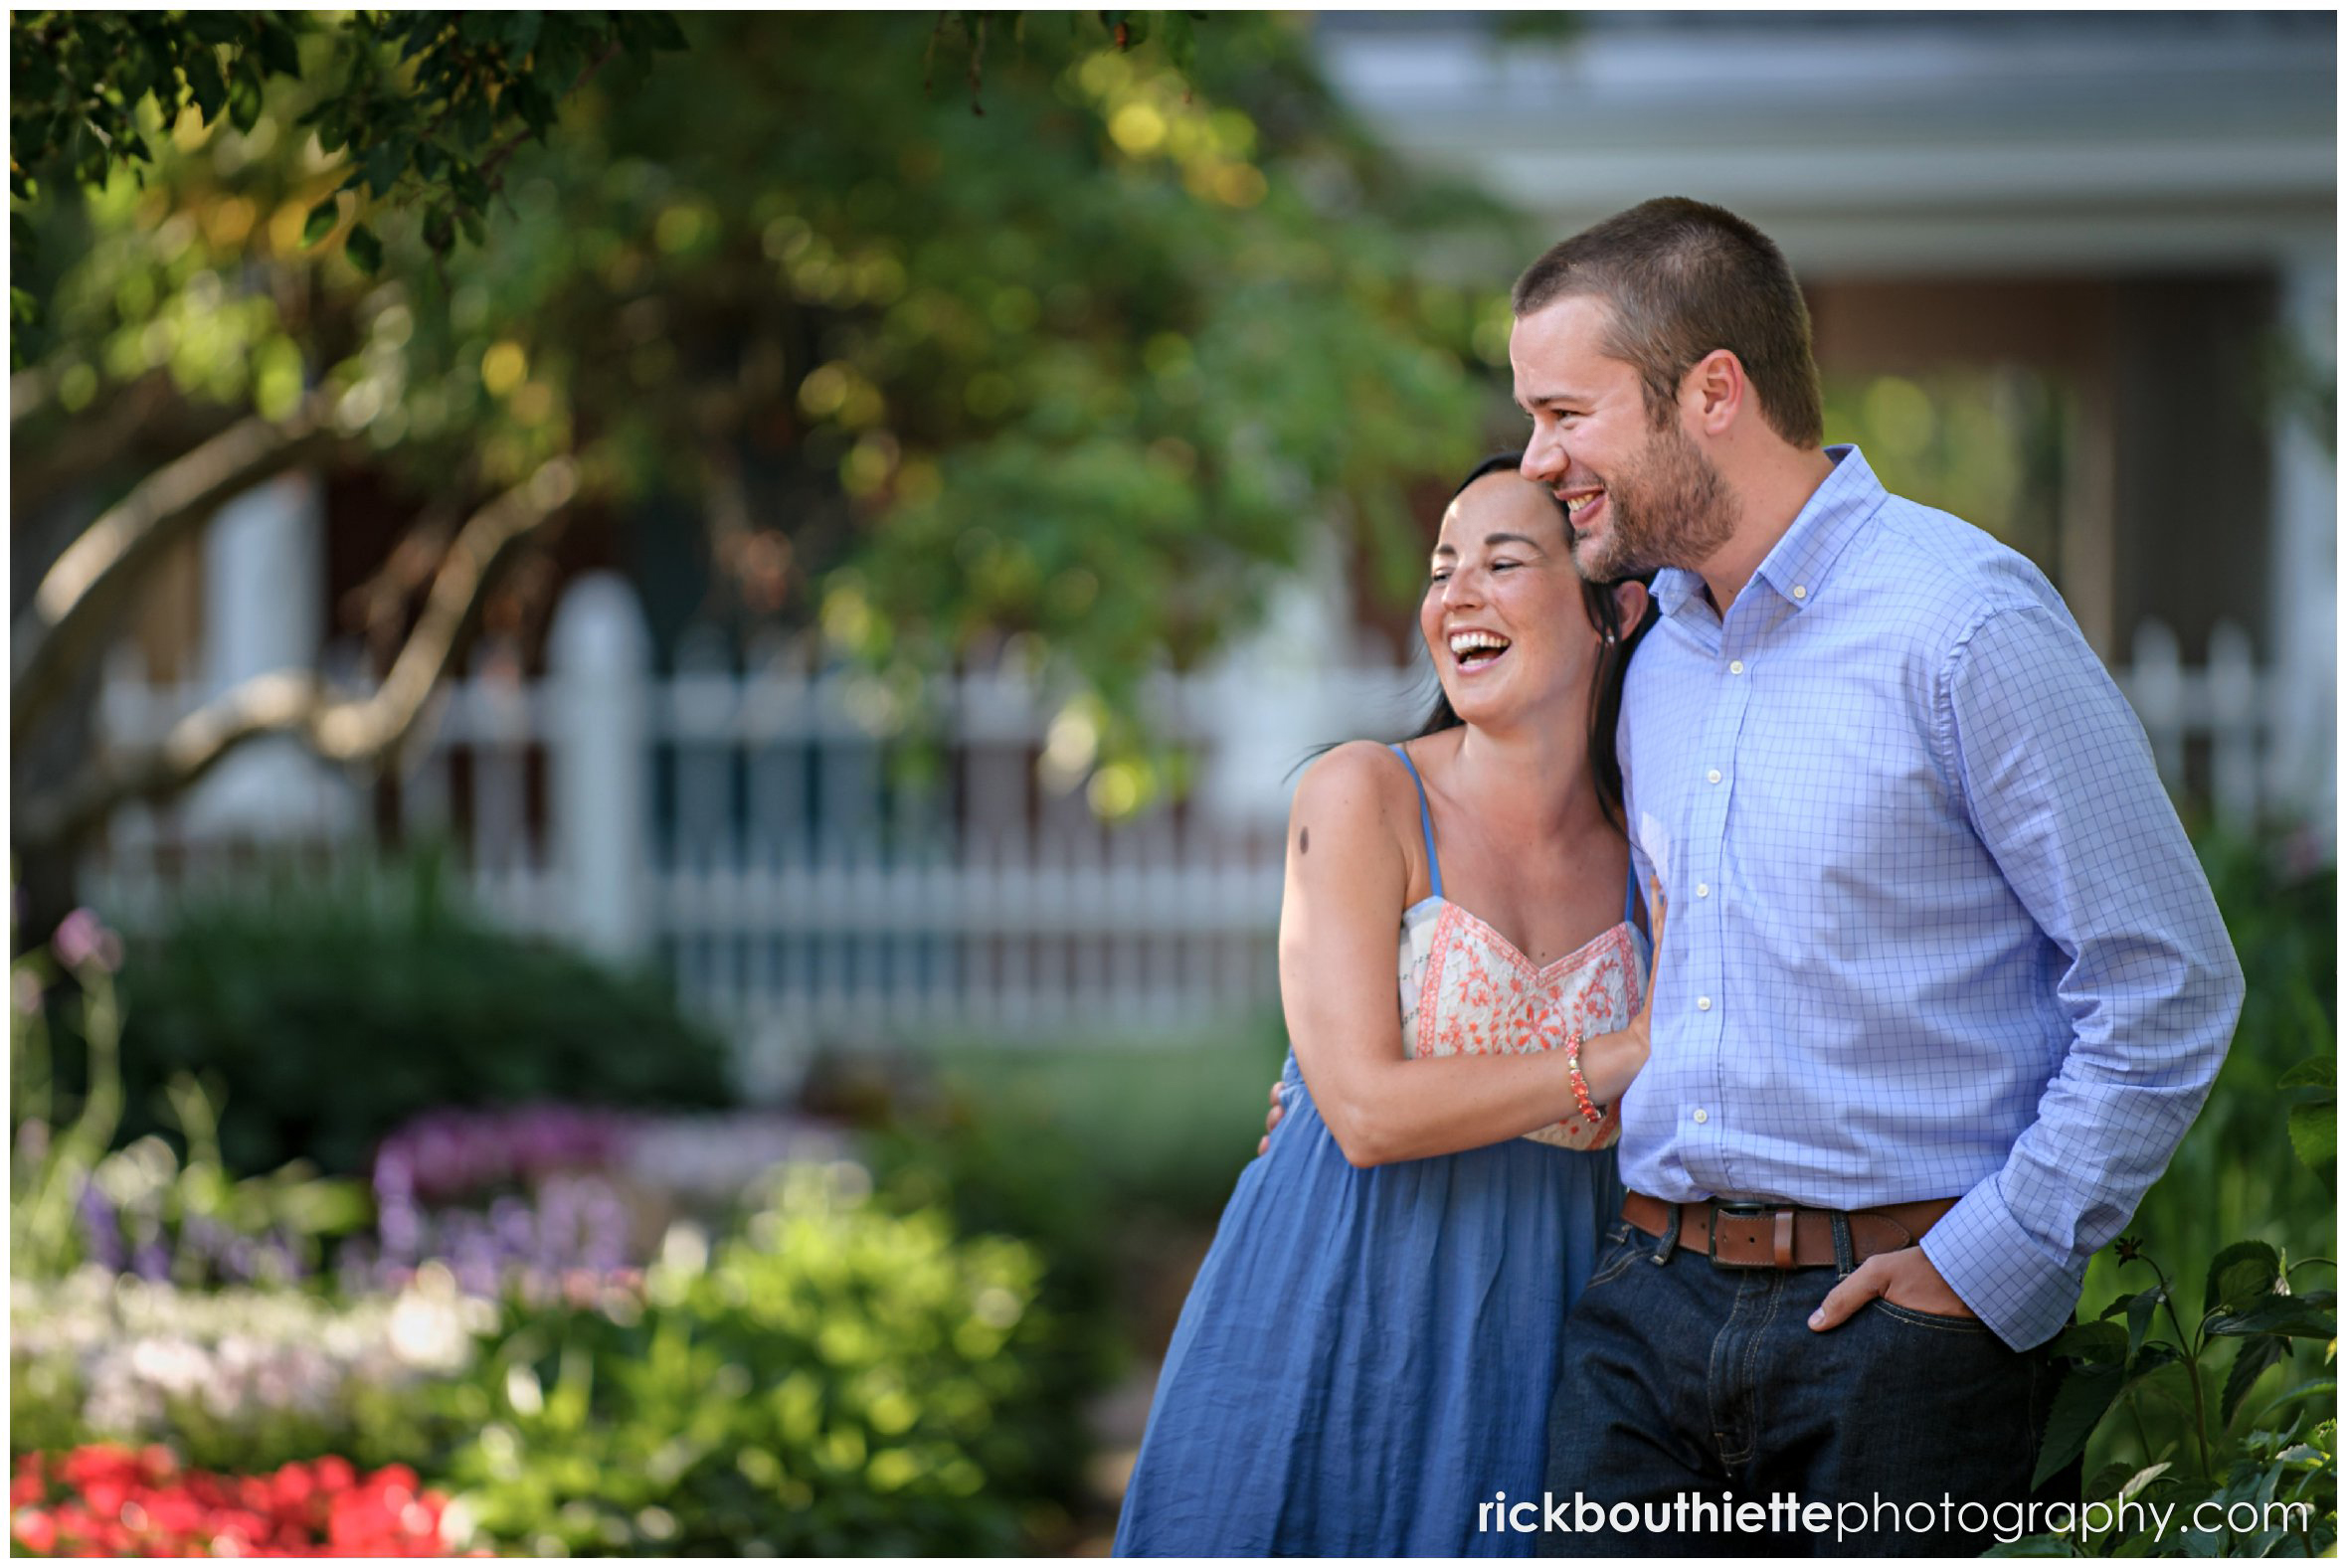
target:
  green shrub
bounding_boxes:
[90,850,734,1177]
[432,1166,1065,1555]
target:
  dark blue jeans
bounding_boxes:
[1540,1212,2071,1557]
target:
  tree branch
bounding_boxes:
[13,457,581,851]
[11,370,241,525]
[10,388,341,745]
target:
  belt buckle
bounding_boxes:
[1708,1200,1774,1269]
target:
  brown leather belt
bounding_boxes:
[1623,1191,1957,1269]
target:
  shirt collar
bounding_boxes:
[1749,444,1883,611]
[1650,444,1885,621]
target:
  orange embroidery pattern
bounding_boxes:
[1401,901,1646,1153]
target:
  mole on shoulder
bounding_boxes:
[1299,826,1310,855]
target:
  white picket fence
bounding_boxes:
[80,573,2293,1088]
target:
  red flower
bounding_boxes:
[13,1508,58,1553]
[13,1449,455,1558]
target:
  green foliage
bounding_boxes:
[13,13,1507,806]
[13,931,366,1286]
[2016,1239,2335,1555]
[86,851,733,1177]
[892,1024,1288,1224]
[431,1167,1065,1555]
[1819,366,2068,576]
[8,11,687,304]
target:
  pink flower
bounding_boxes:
[51,910,121,975]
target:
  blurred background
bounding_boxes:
[10,11,2335,1557]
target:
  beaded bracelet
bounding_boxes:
[1564,1029,1602,1122]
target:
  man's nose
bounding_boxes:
[1521,428,1566,482]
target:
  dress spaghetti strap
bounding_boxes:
[1623,857,1639,929]
[1388,744,1443,901]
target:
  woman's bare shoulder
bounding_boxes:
[1292,740,1415,816]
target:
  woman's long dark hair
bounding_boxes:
[1408,452,1656,829]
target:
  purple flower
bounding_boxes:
[77,1183,125,1272]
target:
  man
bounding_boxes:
[1511,198,2241,1555]
[1261,197,2242,1555]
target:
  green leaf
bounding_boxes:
[344,224,383,274]
[183,48,229,120]
[255,19,303,78]
[2114,1461,2171,1504]
[2286,1101,2335,1183]
[2223,1335,2287,1427]
[2277,1055,2334,1091]
[1160,11,1197,77]
[2125,1285,2164,1359]
[2205,1241,2283,1314]
[300,198,341,247]
[2205,1292,2337,1340]
[2034,1363,2129,1489]
[226,68,263,134]
[2084,1460,2135,1501]
[362,139,403,196]
[502,11,543,58]
[2255,1376,2336,1419]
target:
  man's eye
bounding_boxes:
[1429,569,1450,583]
[1492,561,1520,573]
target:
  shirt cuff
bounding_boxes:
[1919,1173,2086,1351]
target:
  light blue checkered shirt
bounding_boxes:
[1616,445,2243,1351]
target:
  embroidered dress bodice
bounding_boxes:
[1389,744,1647,1151]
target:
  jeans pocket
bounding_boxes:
[1583,1223,1645,1291]
[1869,1297,1993,1333]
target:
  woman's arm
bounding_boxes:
[1276,745,1655,1167]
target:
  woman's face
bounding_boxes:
[1420,471,1606,731]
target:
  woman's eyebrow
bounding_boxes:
[1432,532,1544,558]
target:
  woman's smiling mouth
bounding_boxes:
[1447,628,1513,672]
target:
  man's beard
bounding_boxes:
[1571,418,1737,580]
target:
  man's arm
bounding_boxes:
[1823,601,2243,1350]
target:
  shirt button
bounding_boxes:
[1707,769,1722,784]
[1792,585,1808,601]
[1693,1108,1710,1125]
[1697,995,1713,1011]
[1728,660,1745,675]
[1696,883,1710,898]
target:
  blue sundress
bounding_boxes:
[1116,745,1644,1556]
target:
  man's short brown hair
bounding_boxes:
[1513,197,1824,449]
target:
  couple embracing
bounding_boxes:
[1113,199,2244,1558]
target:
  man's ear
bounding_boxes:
[1685,349,1744,436]
[1612,579,1651,636]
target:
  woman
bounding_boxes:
[1114,455,1660,1557]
